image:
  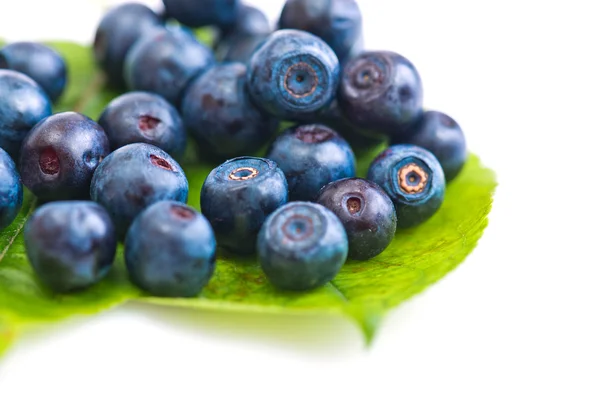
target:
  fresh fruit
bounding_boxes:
[257,201,348,291]
[0,70,52,158]
[124,27,215,106]
[338,51,423,137]
[24,201,117,293]
[181,63,279,159]
[0,147,23,230]
[0,42,67,102]
[278,0,362,62]
[162,0,240,29]
[201,157,288,254]
[93,2,163,88]
[219,4,271,39]
[98,91,186,158]
[90,143,188,239]
[19,112,110,202]
[247,29,340,120]
[367,144,445,228]
[266,124,356,201]
[125,201,216,297]
[316,178,396,260]
[391,111,467,182]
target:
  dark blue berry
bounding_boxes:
[266,124,356,201]
[24,201,117,293]
[124,27,215,106]
[162,0,239,29]
[367,145,445,228]
[181,63,278,159]
[215,34,268,63]
[93,3,163,88]
[201,157,288,255]
[219,4,271,38]
[258,201,348,291]
[279,0,362,62]
[247,30,340,120]
[0,42,67,103]
[338,51,423,136]
[391,111,467,182]
[0,70,52,159]
[0,148,23,230]
[98,92,186,158]
[125,201,216,297]
[316,178,396,260]
[19,112,109,202]
[90,143,188,240]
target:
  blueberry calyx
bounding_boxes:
[345,195,363,215]
[294,125,334,143]
[344,55,390,101]
[398,163,428,194]
[282,214,314,241]
[150,154,174,171]
[138,115,161,135]
[39,147,60,175]
[228,166,259,181]
[170,204,195,220]
[284,62,318,98]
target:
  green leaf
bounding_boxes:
[0,39,496,355]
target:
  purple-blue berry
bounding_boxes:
[162,0,240,29]
[0,148,23,230]
[258,202,348,291]
[125,201,216,297]
[24,201,117,293]
[367,145,445,228]
[19,112,110,202]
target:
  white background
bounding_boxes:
[1,1,599,399]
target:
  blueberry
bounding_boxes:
[0,148,23,230]
[391,111,467,182]
[24,201,117,293]
[257,202,348,291]
[266,124,356,201]
[215,34,268,63]
[247,30,340,120]
[93,3,163,88]
[367,145,445,228]
[219,4,271,39]
[162,0,239,29]
[98,92,186,158]
[201,157,288,255]
[181,63,278,159]
[0,70,52,159]
[278,0,362,62]
[90,143,188,239]
[0,42,67,103]
[338,51,423,136]
[19,112,110,202]
[316,178,396,260]
[124,27,215,106]
[125,201,216,297]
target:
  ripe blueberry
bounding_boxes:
[20,112,110,202]
[201,157,288,254]
[0,148,23,230]
[24,201,117,293]
[266,124,356,201]
[162,0,240,29]
[125,201,216,297]
[367,145,445,228]
[90,143,189,239]
[258,202,348,291]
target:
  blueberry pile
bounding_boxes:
[0,0,467,296]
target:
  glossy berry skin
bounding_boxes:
[247,30,340,120]
[0,148,23,230]
[219,4,270,38]
[125,201,216,297]
[391,111,467,182]
[215,34,268,63]
[0,70,52,158]
[257,202,348,291]
[367,145,445,228]
[98,92,186,158]
[339,51,423,136]
[162,0,239,29]
[90,143,188,239]
[19,112,110,202]
[266,124,355,201]
[24,201,117,293]
[124,27,215,106]
[93,3,163,88]
[201,157,288,255]
[279,0,362,62]
[316,178,396,260]
[181,63,278,159]
[0,42,67,102]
